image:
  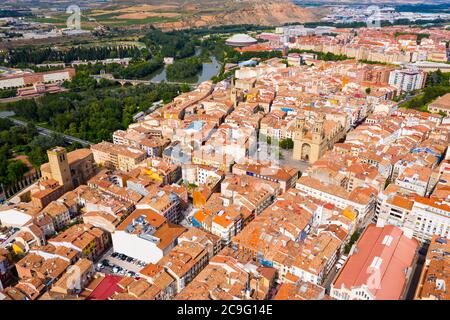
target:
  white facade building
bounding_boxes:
[388,69,426,93]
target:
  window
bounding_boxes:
[370,256,383,269]
[382,235,393,246]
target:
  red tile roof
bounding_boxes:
[86,275,124,300]
[333,224,418,300]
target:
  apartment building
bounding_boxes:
[113,128,170,157]
[136,188,182,224]
[155,228,221,294]
[232,196,314,277]
[274,281,326,300]
[15,253,70,292]
[192,206,249,245]
[394,165,432,197]
[220,174,280,215]
[0,249,13,291]
[30,179,65,209]
[410,197,450,242]
[388,69,426,93]
[48,224,108,261]
[50,259,94,297]
[296,176,376,220]
[111,209,186,264]
[91,141,147,172]
[414,236,449,300]
[39,201,71,232]
[175,250,275,300]
[232,162,298,193]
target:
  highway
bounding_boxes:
[0,112,93,147]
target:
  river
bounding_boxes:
[150,49,221,84]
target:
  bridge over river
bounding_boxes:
[91,74,196,87]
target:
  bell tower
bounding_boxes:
[295,114,305,139]
[231,87,239,108]
[312,113,325,145]
[293,114,306,161]
[47,147,73,192]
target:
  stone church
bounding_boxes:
[293,112,346,164]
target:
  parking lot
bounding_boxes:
[96,250,147,278]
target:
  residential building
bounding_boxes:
[91,141,146,172]
[414,236,449,300]
[388,69,426,93]
[111,209,186,264]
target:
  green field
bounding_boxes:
[31,11,180,29]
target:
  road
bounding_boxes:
[323,265,340,294]
[405,243,428,300]
[0,113,93,147]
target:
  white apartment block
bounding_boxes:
[376,195,450,242]
[394,173,430,197]
[388,69,426,93]
[410,198,450,242]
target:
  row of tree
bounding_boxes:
[2,46,148,66]
[5,80,183,143]
[141,28,198,59]
[0,118,71,188]
[71,57,164,80]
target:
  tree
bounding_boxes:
[279,138,294,149]
[344,230,361,254]
[6,82,182,144]
[6,160,28,184]
[166,57,202,81]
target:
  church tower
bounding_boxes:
[293,114,306,161]
[312,113,325,145]
[47,147,73,192]
[231,87,239,108]
[295,114,305,138]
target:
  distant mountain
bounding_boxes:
[293,0,450,4]
[81,0,322,30]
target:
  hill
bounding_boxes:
[85,0,320,30]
